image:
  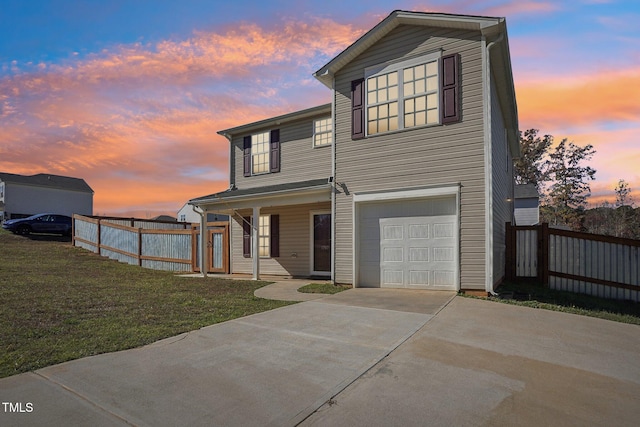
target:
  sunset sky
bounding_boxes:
[1,0,639,217]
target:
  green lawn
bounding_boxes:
[298,283,351,294]
[0,230,292,378]
[484,281,640,325]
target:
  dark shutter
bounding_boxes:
[242,216,251,258]
[270,214,279,258]
[441,53,460,124]
[270,129,280,173]
[351,79,365,139]
[243,136,251,177]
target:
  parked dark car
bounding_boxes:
[2,213,72,236]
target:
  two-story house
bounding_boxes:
[0,172,94,221]
[190,10,519,295]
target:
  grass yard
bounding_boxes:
[0,230,293,379]
[487,281,640,325]
[298,283,351,294]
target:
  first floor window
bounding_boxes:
[242,214,280,258]
[258,215,270,257]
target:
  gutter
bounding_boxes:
[483,28,505,295]
[330,86,337,284]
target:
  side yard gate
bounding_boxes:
[73,214,228,273]
[506,222,640,302]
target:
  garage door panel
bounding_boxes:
[382,224,404,240]
[433,247,454,261]
[409,247,430,262]
[408,223,430,239]
[433,222,454,238]
[383,247,404,262]
[408,270,430,286]
[433,270,455,287]
[383,270,404,286]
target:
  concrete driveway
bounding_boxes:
[1,289,639,426]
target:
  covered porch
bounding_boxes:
[189,178,332,281]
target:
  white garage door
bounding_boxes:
[379,216,456,289]
[358,196,458,290]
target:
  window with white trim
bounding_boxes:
[251,131,270,174]
[313,117,333,147]
[258,214,270,257]
[366,52,440,136]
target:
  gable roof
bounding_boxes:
[514,183,539,199]
[0,172,94,193]
[313,10,519,155]
[314,10,504,88]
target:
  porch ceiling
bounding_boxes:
[189,178,331,211]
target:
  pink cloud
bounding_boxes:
[0,15,365,216]
[481,0,560,17]
[409,0,560,17]
[517,66,640,130]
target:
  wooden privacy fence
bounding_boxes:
[72,214,228,273]
[506,222,640,302]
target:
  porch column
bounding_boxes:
[252,206,260,280]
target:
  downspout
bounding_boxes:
[331,85,337,284]
[192,204,208,278]
[484,30,505,296]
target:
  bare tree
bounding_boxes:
[614,179,634,207]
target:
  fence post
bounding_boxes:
[191,226,198,273]
[97,217,102,255]
[138,228,143,267]
[539,222,550,287]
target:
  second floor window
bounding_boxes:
[252,131,270,174]
[365,51,442,136]
[243,129,280,177]
[313,117,333,147]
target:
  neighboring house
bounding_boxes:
[151,215,177,222]
[0,172,93,221]
[513,184,539,226]
[177,203,228,223]
[190,11,519,295]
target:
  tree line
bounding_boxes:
[515,129,639,239]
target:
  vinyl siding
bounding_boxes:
[230,202,330,276]
[514,205,539,226]
[490,73,514,286]
[333,25,487,289]
[231,115,332,190]
[3,183,93,217]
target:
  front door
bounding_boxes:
[311,212,331,276]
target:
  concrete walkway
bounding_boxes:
[1,280,639,427]
[253,277,331,302]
